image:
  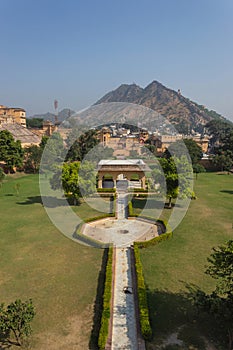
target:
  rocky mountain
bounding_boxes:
[95,81,227,134]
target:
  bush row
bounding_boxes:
[134,217,172,248]
[97,188,116,193]
[74,224,109,248]
[98,247,113,350]
[84,213,115,223]
[133,245,152,340]
[135,230,173,248]
[128,188,148,193]
[128,201,133,217]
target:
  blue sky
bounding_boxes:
[1,0,233,121]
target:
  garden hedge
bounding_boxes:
[135,230,173,248]
[84,213,115,223]
[133,244,152,340]
[128,188,148,193]
[97,188,116,193]
[98,247,113,350]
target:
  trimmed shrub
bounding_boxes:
[84,213,115,223]
[134,245,152,340]
[128,201,133,217]
[135,230,173,248]
[97,188,116,193]
[135,218,172,248]
[128,188,148,193]
[98,247,113,350]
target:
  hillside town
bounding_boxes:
[0,104,209,153]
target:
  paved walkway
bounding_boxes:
[116,193,128,220]
[111,247,138,350]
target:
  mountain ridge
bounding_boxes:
[95,80,227,134]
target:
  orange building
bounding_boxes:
[0,105,26,127]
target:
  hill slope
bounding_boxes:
[95,81,226,134]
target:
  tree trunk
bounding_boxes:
[168,196,172,208]
[12,329,21,346]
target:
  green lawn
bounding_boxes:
[0,174,106,350]
[0,172,232,349]
[138,172,233,349]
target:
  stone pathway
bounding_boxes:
[82,217,158,247]
[116,193,128,220]
[111,247,138,350]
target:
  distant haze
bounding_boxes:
[1,1,233,122]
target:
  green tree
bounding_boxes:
[167,139,202,165]
[26,118,43,128]
[192,163,206,179]
[212,152,233,173]
[189,240,233,350]
[206,120,233,148]
[145,144,157,156]
[85,144,114,164]
[0,130,24,172]
[40,132,64,171]
[78,161,97,197]
[66,129,99,161]
[152,156,193,208]
[39,135,49,150]
[0,299,35,346]
[0,167,5,189]
[50,161,96,204]
[24,145,42,173]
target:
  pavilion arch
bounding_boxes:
[101,173,114,188]
[97,159,149,190]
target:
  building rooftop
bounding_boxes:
[0,123,41,146]
[98,159,146,166]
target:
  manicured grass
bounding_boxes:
[0,174,106,350]
[0,172,232,349]
[138,172,233,349]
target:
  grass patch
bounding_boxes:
[139,173,233,349]
[0,174,104,349]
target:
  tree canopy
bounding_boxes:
[24,145,42,173]
[26,118,43,128]
[0,130,24,172]
[40,132,64,171]
[0,167,5,187]
[66,129,99,162]
[0,299,35,346]
[167,139,202,165]
[152,156,193,207]
[50,161,96,204]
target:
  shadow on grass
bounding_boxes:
[132,198,183,213]
[146,289,226,350]
[0,331,20,349]
[89,248,109,350]
[16,195,75,208]
[132,198,165,210]
[220,190,233,195]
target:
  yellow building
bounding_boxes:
[0,105,26,127]
[98,127,143,158]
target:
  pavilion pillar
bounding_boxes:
[140,175,146,190]
[98,175,103,189]
[113,174,117,188]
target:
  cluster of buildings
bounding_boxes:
[98,124,209,157]
[0,105,59,148]
[0,105,210,157]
